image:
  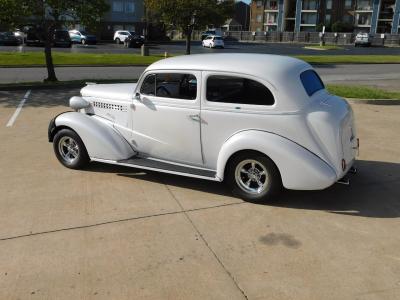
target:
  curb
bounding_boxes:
[0,79,138,91]
[346,98,400,105]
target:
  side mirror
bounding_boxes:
[134,92,141,101]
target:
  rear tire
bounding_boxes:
[53,129,90,169]
[225,151,282,202]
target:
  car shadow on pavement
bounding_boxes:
[85,160,400,218]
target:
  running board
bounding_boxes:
[91,157,219,181]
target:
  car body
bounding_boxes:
[69,30,97,45]
[26,28,44,46]
[354,32,371,47]
[114,30,133,44]
[201,29,222,40]
[0,32,22,46]
[53,30,72,47]
[26,29,71,47]
[125,33,145,48]
[202,35,224,48]
[13,29,26,43]
[49,54,358,201]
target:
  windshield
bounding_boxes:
[214,36,222,40]
[55,31,69,38]
[80,31,87,35]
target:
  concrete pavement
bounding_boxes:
[1,64,400,91]
[0,88,399,299]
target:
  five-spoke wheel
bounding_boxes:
[226,151,281,202]
[53,129,89,169]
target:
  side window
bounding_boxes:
[300,70,324,96]
[206,75,275,105]
[140,74,156,95]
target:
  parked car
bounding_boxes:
[26,28,44,46]
[0,32,22,46]
[69,30,97,45]
[201,29,222,40]
[114,30,131,44]
[53,30,72,47]
[124,33,145,48]
[48,54,358,201]
[354,32,371,47]
[202,35,224,48]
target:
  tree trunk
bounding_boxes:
[185,27,192,55]
[44,27,57,82]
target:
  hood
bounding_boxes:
[81,83,137,101]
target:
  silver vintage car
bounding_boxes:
[49,54,358,201]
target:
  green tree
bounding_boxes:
[145,0,234,54]
[0,0,109,82]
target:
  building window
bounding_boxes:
[265,12,278,24]
[326,0,332,9]
[256,1,263,8]
[345,0,352,9]
[325,14,331,24]
[356,13,371,25]
[343,14,353,23]
[301,12,317,24]
[112,1,124,12]
[125,1,135,13]
[302,0,318,10]
[356,0,372,10]
[266,0,278,10]
[256,14,262,22]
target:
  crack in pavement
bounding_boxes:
[0,201,245,242]
[163,183,249,300]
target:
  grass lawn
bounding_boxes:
[327,84,400,99]
[0,51,163,66]
[303,45,344,50]
[1,51,400,67]
[295,55,400,64]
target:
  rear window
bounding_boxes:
[300,70,324,96]
[214,36,222,40]
[207,75,275,106]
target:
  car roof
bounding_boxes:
[147,53,309,79]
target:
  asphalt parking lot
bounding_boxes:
[0,88,399,299]
[2,41,400,56]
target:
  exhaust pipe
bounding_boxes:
[337,177,350,185]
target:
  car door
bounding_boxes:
[131,71,203,166]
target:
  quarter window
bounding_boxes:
[206,75,275,106]
[300,70,325,96]
[140,73,197,100]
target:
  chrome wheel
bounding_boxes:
[58,136,80,164]
[235,159,268,194]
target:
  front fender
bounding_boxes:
[216,130,337,190]
[53,112,135,161]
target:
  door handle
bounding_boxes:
[189,114,201,122]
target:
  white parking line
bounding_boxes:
[6,90,31,127]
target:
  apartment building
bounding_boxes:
[99,0,145,39]
[250,0,400,33]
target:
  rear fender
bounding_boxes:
[53,112,135,161]
[216,130,337,190]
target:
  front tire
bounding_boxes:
[115,38,120,44]
[53,129,89,169]
[81,39,86,45]
[226,152,282,202]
